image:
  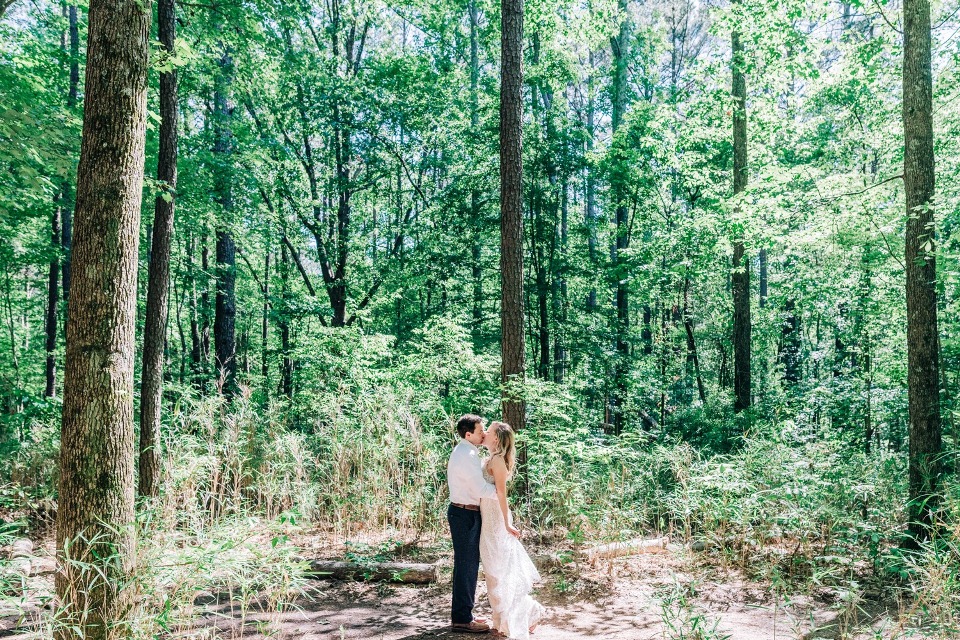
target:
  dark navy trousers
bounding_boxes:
[447,503,482,624]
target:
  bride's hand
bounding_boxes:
[506,523,521,538]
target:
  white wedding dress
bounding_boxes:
[479,456,545,640]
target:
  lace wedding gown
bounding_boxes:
[479,457,545,640]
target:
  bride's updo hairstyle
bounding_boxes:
[489,421,516,476]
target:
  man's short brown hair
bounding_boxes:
[456,414,484,439]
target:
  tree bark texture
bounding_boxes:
[500,0,525,430]
[55,0,150,638]
[903,0,942,542]
[138,0,178,498]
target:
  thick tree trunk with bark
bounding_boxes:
[500,0,525,430]
[902,0,942,543]
[138,0,177,498]
[731,24,751,414]
[55,0,150,637]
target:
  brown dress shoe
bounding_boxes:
[451,620,490,633]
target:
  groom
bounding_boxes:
[447,413,497,634]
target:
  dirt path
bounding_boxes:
[0,534,915,640]
[185,547,904,640]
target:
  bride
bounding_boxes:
[480,422,545,639]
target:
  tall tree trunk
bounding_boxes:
[55,0,149,637]
[500,0,525,430]
[45,204,61,398]
[261,249,270,393]
[138,0,177,498]
[731,19,751,414]
[611,0,630,434]
[187,235,203,387]
[279,243,293,399]
[553,182,567,383]
[903,0,942,543]
[213,46,237,396]
[200,237,211,375]
[469,0,484,340]
[60,3,80,309]
[864,330,873,455]
[46,1,79,396]
[585,51,598,314]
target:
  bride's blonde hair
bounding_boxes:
[489,421,516,475]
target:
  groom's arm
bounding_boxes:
[467,461,497,502]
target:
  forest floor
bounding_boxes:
[0,528,925,640]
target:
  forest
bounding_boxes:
[0,0,958,637]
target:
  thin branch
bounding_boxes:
[871,0,902,34]
[860,202,906,271]
[237,249,265,295]
[371,133,428,202]
[345,205,420,326]
[817,174,903,203]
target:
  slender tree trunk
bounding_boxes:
[469,0,484,339]
[903,0,942,543]
[60,3,79,309]
[500,0,525,430]
[45,204,61,398]
[758,249,767,307]
[611,0,630,434]
[683,278,706,404]
[864,331,873,455]
[731,19,751,414]
[3,270,21,411]
[138,0,177,498]
[187,235,202,387]
[585,51,598,314]
[200,237,211,372]
[213,45,236,396]
[279,243,293,399]
[780,298,801,384]
[537,255,550,380]
[261,250,270,391]
[553,182,568,383]
[55,0,150,637]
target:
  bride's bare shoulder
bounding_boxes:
[488,454,507,470]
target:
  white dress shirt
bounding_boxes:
[447,439,497,506]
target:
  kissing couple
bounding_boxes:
[446,414,545,638]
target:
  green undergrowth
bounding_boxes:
[0,325,957,636]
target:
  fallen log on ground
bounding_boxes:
[582,536,668,561]
[1,539,34,596]
[305,560,437,584]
